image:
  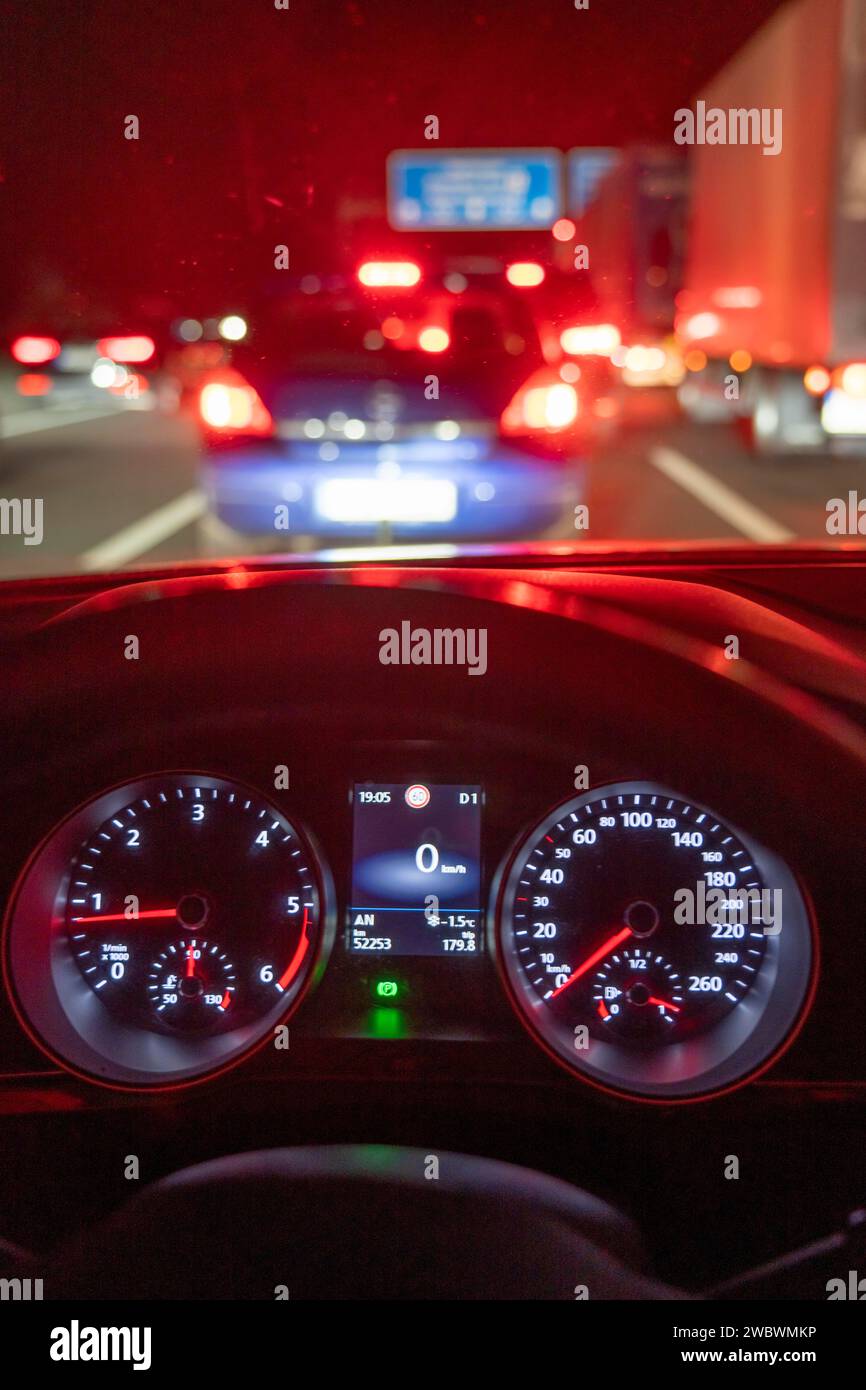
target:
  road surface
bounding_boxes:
[0,380,862,578]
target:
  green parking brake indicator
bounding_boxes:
[375,979,400,1000]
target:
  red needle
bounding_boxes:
[186,945,196,978]
[648,996,681,1013]
[70,909,177,924]
[550,926,632,998]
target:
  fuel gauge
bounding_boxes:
[592,948,683,1039]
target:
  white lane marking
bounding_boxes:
[79,489,207,570]
[647,445,795,543]
[1,406,121,438]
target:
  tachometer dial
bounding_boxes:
[493,782,815,1101]
[3,773,334,1088]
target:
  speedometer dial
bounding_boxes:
[494,782,815,1101]
[4,773,334,1088]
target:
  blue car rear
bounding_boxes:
[195,277,585,547]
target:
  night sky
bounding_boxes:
[0,0,784,323]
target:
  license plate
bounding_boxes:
[315,477,457,524]
[56,344,97,372]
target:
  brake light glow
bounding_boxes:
[560,323,620,356]
[623,345,667,373]
[803,365,831,396]
[16,373,52,396]
[530,381,577,427]
[505,261,545,288]
[199,374,272,435]
[712,286,762,309]
[218,315,248,342]
[357,261,422,288]
[838,363,866,399]
[684,348,708,372]
[11,335,61,365]
[680,312,721,341]
[822,389,866,436]
[501,369,578,434]
[97,335,155,363]
[418,326,449,353]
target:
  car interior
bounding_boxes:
[3,0,865,1336]
[1,544,864,1300]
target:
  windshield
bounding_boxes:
[2,0,864,576]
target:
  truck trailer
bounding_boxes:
[677,0,866,453]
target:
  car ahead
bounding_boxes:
[5,327,159,418]
[193,268,586,550]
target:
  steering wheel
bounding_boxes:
[41,1145,686,1300]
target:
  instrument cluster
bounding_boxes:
[2,766,817,1101]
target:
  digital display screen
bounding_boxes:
[349,784,483,957]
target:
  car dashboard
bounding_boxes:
[1,545,865,1298]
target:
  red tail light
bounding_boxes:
[418,325,450,353]
[501,368,578,436]
[505,261,545,288]
[836,362,866,399]
[97,335,155,363]
[16,373,53,396]
[357,261,422,288]
[11,335,61,365]
[559,323,621,356]
[199,371,273,436]
[804,365,831,396]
